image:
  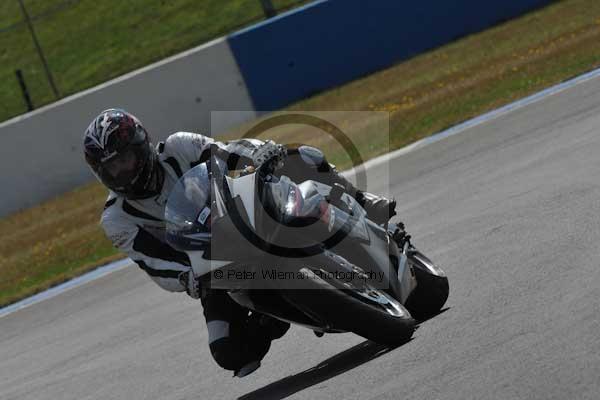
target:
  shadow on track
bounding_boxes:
[238,338,410,400]
[238,308,449,400]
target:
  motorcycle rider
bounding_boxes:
[83,108,397,377]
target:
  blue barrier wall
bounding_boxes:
[228,0,554,110]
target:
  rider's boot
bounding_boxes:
[283,145,397,225]
[330,171,397,225]
[353,190,397,225]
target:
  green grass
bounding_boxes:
[0,182,123,305]
[0,0,307,122]
[2,0,600,307]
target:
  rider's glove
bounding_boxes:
[178,270,201,299]
[251,140,287,170]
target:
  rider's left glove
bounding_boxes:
[178,270,202,299]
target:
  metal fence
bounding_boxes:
[0,0,308,123]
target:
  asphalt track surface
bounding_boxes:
[3,76,600,400]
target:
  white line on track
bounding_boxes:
[352,66,600,174]
[3,66,600,319]
[0,258,131,318]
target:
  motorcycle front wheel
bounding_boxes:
[404,249,449,321]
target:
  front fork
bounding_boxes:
[388,222,418,304]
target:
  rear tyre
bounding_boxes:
[404,250,449,321]
[283,268,416,346]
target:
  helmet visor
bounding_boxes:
[99,148,143,190]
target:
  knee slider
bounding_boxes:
[209,338,246,371]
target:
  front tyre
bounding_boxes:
[404,250,449,320]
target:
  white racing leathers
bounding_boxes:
[101,132,264,292]
[100,132,381,374]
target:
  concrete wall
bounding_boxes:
[0,38,255,215]
[228,0,555,110]
[0,0,554,217]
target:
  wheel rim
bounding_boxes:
[347,283,407,317]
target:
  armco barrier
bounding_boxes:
[0,38,255,216]
[228,0,554,110]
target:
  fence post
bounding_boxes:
[15,69,34,112]
[259,0,277,18]
[17,0,60,99]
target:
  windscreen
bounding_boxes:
[165,163,212,250]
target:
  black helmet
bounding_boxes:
[83,108,163,199]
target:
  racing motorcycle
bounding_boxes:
[165,156,449,345]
